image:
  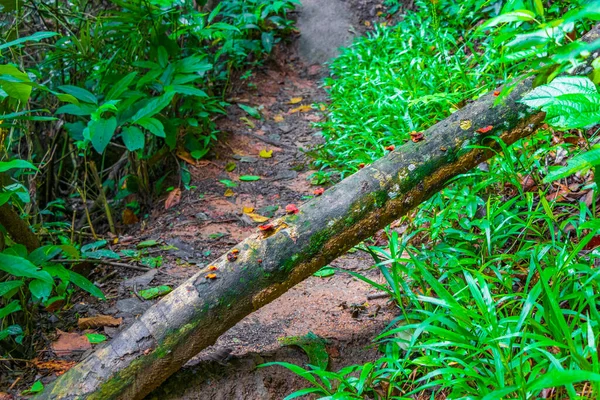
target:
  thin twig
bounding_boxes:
[89,161,116,236]
[367,292,391,300]
[245,132,295,150]
[60,259,150,272]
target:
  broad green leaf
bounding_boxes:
[137,239,159,248]
[529,370,600,392]
[0,159,37,173]
[0,65,31,101]
[0,253,53,284]
[106,71,138,101]
[85,333,107,344]
[0,300,21,319]
[0,325,23,341]
[0,31,58,50]
[130,92,175,123]
[262,32,274,54]
[136,117,165,138]
[81,240,107,252]
[0,280,23,297]
[544,147,600,183]
[84,249,120,259]
[29,279,53,301]
[87,117,117,153]
[219,179,238,188]
[313,267,336,277]
[58,85,97,105]
[138,285,172,300]
[28,245,62,265]
[520,76,598,109]
[55,103,96,116]
[544,93,600,129]
[166,84,208,97]
[239,175,261,181]
[22,380,44,395]
[68,269,105,299]
[238,104,261,119]
[478,10,536,31]
[121,126,145,151]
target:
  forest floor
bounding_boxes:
[13,1,408,399]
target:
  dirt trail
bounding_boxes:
[35,2,397,399]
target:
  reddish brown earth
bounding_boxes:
[1,2,406,399]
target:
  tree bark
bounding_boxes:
[36,26,600,400]
[0,203,40,253]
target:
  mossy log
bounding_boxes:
[37,26,600,400]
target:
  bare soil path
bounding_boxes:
[22,1,401,399]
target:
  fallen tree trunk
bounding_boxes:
[38,26,600,400]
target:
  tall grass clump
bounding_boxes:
[310,0,504,179]
[268,129,600,398]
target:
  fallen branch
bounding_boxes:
[37,26,600,400]
[59,259,151,272]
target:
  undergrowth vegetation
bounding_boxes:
[266,0,600,398]
[309,0,594,181]
[0,0,298,357]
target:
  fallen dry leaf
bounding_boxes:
[385,145,395,151]
[208,265,218,271]
[246,213,269,223]
[273,114,285,122]
[289,105,312,113]
[122,208,139,225]
[259,149,273,158]
[314,187,325,196]
[51,330,92,355]
[165,188,182,210]
[243,206,255,214]
[78,315,122,330]
[33,359,76,376]
[289,97,303,104]
[206,273,217,279]
[176,149,197,165]
[224,188,235,197]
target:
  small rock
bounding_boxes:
[121,269,158,289]
[278,124,294,134]
[273,170,298,181]
[194,212,210,221]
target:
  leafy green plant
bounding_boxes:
[0,244,104,354]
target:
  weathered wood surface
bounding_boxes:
[37,25,600,400]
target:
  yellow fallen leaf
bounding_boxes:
[319,104,327,111]
[240,117,255,129]
[290,105,312,113]
[364,21,371,27]
[243,206,255,214]
[274,115,284,122]
[460,120,472,130]
[289,97,303,104]
[246,213,269,223]
[224,189,235,197]
[259,149,273,158]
